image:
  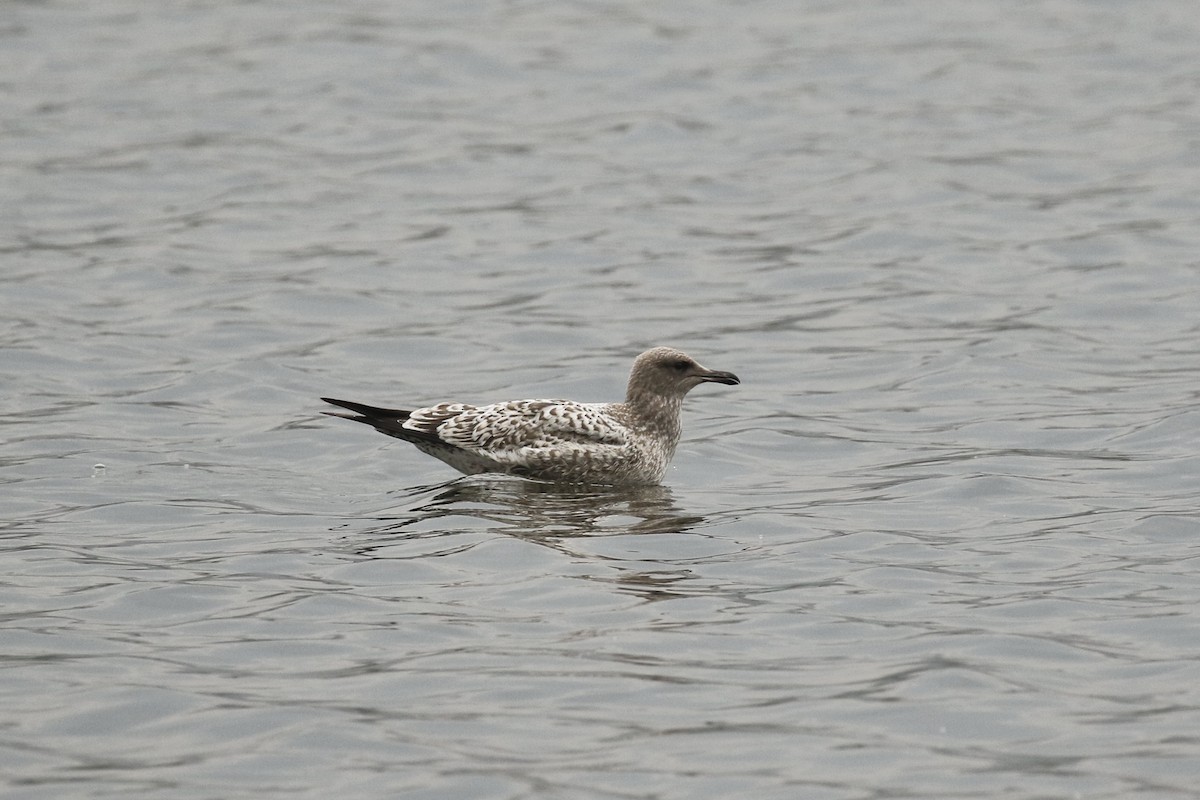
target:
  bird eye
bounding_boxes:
[671,359,691,372]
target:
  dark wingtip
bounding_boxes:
[321,397,413,419]
[321,397,360,413]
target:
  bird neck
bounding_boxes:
[625,389,683,437]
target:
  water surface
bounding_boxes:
[3,2,1199,798]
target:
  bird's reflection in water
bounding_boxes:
[344,478,714,601]
[364,476,705,541]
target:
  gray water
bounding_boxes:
[3,2,1200,798]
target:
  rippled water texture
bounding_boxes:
[3,2,1199,798]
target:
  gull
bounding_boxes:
[321,346,739,485]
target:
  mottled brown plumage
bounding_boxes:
[321,347,739,485]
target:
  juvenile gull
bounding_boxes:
[321,346,739,485]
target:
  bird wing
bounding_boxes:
[423,399,630,465]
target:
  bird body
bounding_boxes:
[322,347,739,485]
